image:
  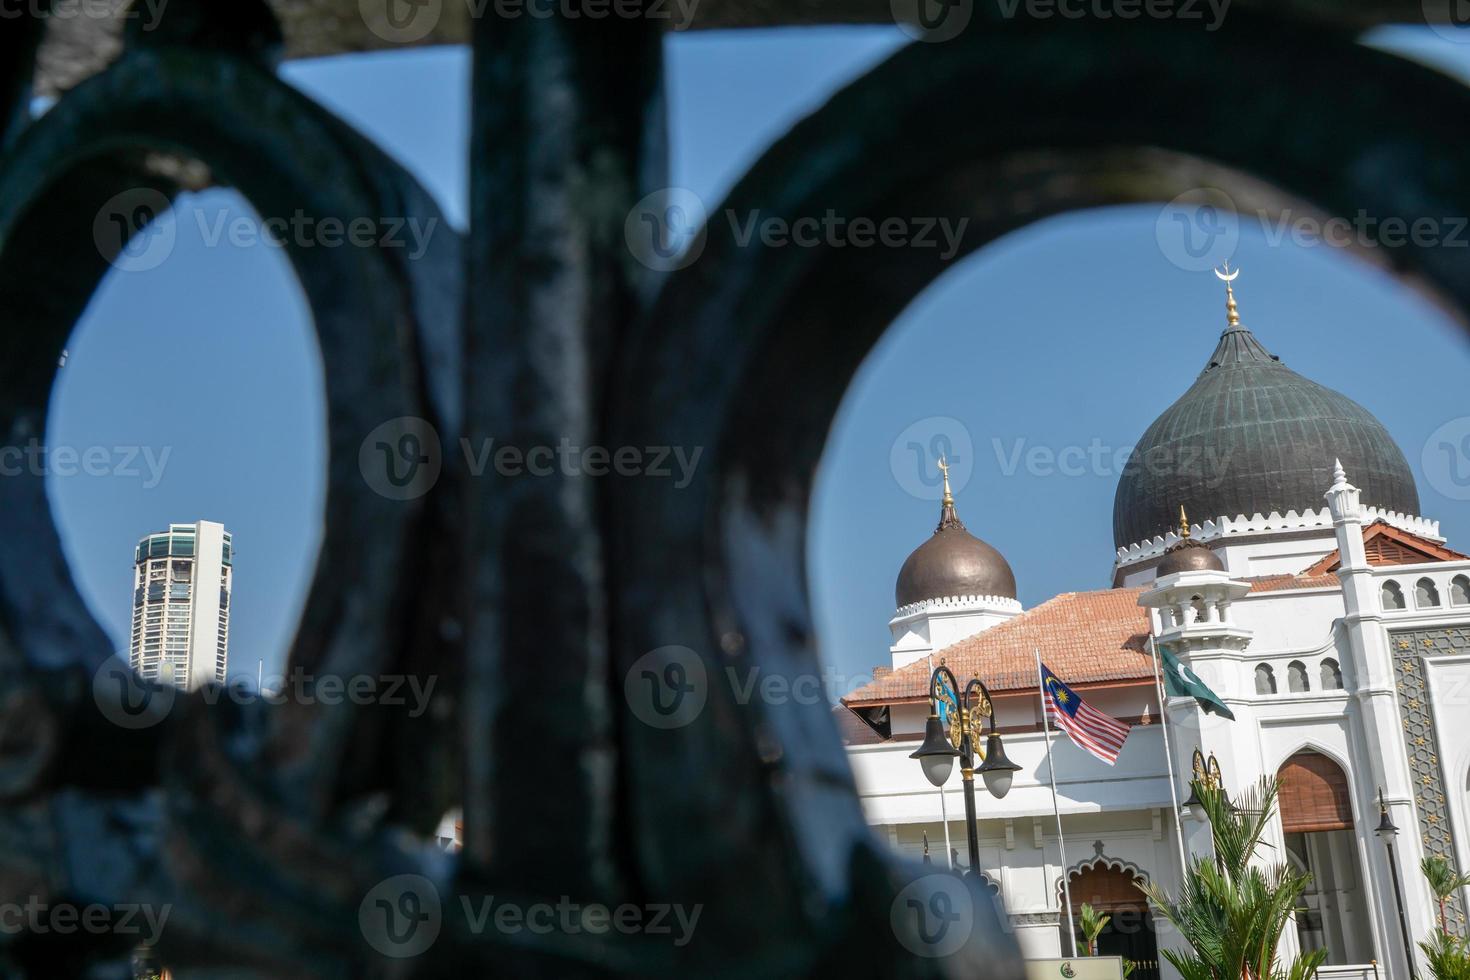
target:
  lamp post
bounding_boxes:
[1376,789,1418,980]
[1180,748,1226,823]
[909,662,1021,876]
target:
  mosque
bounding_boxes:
[838,273,1469,979]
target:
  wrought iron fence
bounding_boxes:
[1,0,1468,975]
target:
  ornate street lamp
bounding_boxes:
[909,662,1022,876]
[1376,789,1418,980]
[1181,748,1225,822]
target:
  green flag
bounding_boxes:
[1158,645,1235,720]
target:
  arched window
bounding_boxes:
[1381,580,1405,611]
[1190,595,1207,624]
[1319,658,1343,691]
[1278,751,1373,965]
[1452,575,1470,607]
[1287,660,1310,693]
[1255,663,1277,695]
[1417,578,1442,608]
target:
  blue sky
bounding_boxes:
[45,26,1470,686]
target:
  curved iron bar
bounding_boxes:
[0,1,1467,975]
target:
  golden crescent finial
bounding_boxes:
[1213,262,1241,326]
[937,455,953,505]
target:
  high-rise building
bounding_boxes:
[128,521,232,690]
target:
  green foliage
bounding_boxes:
[1139,777,1326,980]
[1420,930,1470,980]
[1078,902,1111,956]
[1423,855,1470,934]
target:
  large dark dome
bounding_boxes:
[895,494,1016,608]
[1113,292,1418,550]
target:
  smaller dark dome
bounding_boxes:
[1155,511,1224,577]
[1156,538,1224,577]
[895,494,1016,608]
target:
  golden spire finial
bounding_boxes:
[938,455,953,505]
[1214,262,1241,327]
[1179,505,1191,539]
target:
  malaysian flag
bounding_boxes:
[1039,663,1131,765]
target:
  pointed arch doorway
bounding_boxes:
[1066,863,1160,980]
[1278,751,1375,965]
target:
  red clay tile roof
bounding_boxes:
[1301,521,1467,576]
[842,588,1153,705]
[1247,573,1341,593]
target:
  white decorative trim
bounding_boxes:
[1054,853,1150,906]
[892,594,1023,618]
[1114,504,1443,567]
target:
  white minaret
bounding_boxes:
[1326,461,1436,976]
[128,520,232,690]
[1138,508,1253,859]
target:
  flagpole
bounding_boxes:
[1036,648,1078,957]
[927,654,955,870]
[1149,634,1190,878]
[938,787,954,870]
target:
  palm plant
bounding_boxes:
[1423,855,1470,934]
[1420,930,1470,980]
[1078,902,1111,956]
[1139,776,1326,980]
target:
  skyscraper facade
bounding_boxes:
[128,520,232,690]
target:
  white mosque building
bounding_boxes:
[838,275,1470,979]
